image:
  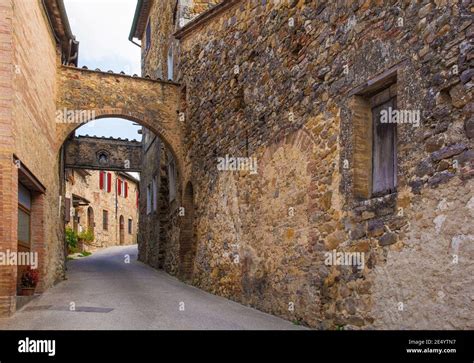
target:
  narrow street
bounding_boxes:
[0,246,303,330]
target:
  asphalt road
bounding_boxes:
[0,245,304,330]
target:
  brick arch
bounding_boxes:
[56,110,183,173]
[55,66,184,172]
[260,126,318,170]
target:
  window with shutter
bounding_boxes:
[350,69,398,199]
[107,172,112,193]
[99,171,104,190]
[371,95,397,196]
[118,179,123,196]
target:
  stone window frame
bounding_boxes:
[102,209,109,231]
[349,65,401,200]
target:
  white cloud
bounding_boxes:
[64,0,141,75]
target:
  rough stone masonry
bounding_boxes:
[0,0,472,331]
[135,0,473,329]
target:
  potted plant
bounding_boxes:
[20,267,39,296]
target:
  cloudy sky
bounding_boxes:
[64,0,142,141]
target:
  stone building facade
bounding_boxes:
[131,0,473,329]
[65,167,139,249]
[0,0,472,330]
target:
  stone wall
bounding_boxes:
[141,0,223,81]
[138,128,181,275]
[165,0,473,329]
[65,169,139,249]
[138,129,163,267]
[64,136,142,172]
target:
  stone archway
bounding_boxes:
[55,66,185,176]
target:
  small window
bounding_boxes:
[145,21,151,51]
[99,171,105,190]
[168,153,177,202]
[146,184,152,215]
[103,210,109,231]
[152,176,158,212]
[18,183,31,248]
[351,71,398,199]
[118,178,123,196]
[167,47,174,81]
[371,88,397,196]
[128,218,132,234]
[108,173,113,193]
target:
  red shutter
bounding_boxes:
[125,181,128,198]
[107,172,112,193]
[99,171,104,190]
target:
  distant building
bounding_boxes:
[65,168,139,249]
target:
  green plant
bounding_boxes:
[80,251,92,257]
[21,267,39,288]
[65,227,78,250]
[78,228,94,244]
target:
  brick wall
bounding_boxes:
[0,0,16,316]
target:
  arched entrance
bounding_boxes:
[55,66,189,282]
[119,215,125,246]
[179,182,196,281]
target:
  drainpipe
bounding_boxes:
[129,0,144,48]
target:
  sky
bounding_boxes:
[64,0,142,141]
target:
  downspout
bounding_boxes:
[129,0,144,48]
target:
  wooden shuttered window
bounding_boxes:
[118,179,123,196]
[371,91,397,196]
[99,171,104,190]
[107,172,112,193]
